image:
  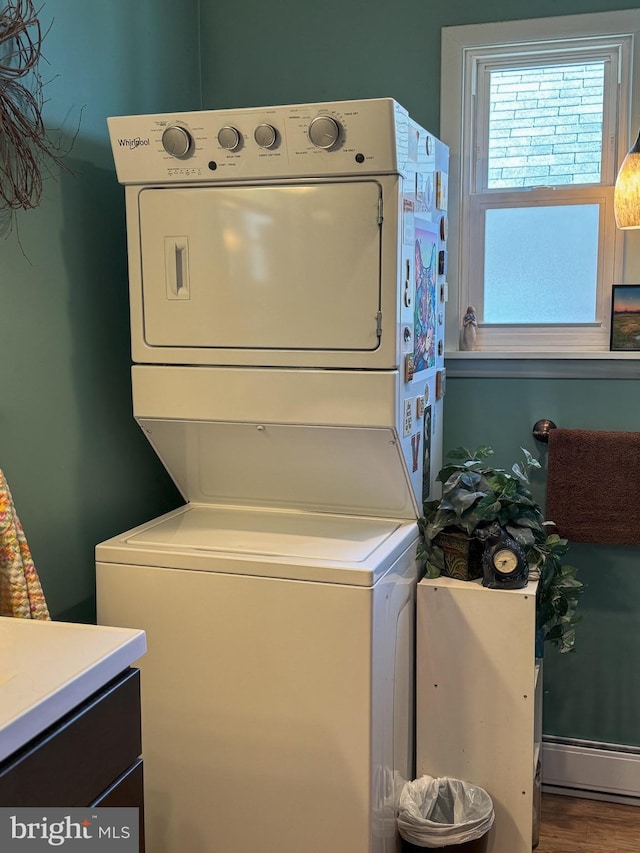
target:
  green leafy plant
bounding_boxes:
[418,445,584,653]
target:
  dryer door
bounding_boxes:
[138,181,382,353]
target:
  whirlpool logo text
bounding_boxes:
[117,137,150,149]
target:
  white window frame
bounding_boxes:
[442,11,640,361]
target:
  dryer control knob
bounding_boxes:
[217,126,241,151]
[308,115,341,149]
[162,125,194,158]
[254,123,278,149]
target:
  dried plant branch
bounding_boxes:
[0,0,70,211]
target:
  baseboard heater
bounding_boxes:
[542,736,640,804]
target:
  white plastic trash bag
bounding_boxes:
[397,775,494,848]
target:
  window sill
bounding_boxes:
[444,350,640,379]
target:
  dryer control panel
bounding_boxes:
[108,98,430,184]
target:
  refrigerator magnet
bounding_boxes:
[411,432,421,473]
[436,172,448,211]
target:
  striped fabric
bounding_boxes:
[0,469,50,620]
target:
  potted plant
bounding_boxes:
[417,445,583,653]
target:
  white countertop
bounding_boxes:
[0,617,146,763]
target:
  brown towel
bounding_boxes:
[546,429,640,546]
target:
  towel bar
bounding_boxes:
[532,419,557,443]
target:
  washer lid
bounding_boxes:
[97,504,418,586]
[125,504,400,562]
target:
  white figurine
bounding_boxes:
[461,305,478,351]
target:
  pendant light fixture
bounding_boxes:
[614,130,640,229]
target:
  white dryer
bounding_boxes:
[98,99,449,853]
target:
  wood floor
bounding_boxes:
[537,793,640,852]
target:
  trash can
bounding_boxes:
[397,775,494,851]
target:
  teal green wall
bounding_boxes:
[198,0,640,746]
[0,1,200,621]
[199,0,640,131]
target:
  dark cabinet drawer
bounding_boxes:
[92,758,145,853]
[0,668,141,807]
[92,758,144,808]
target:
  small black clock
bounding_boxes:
[478,522,529,590]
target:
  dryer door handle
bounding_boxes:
[165,236,190,300]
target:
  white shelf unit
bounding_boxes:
[416,576,541,853]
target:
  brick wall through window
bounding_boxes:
[487,63,605,188]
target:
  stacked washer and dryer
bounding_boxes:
[97,99,449,853]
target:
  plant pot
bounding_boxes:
[434,528,483,581]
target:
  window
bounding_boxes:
[441,12,639,356]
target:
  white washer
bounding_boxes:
[97,504,417,853]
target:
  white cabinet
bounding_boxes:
[416,577,541,853]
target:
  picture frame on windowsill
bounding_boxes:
[610,285,640,351]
